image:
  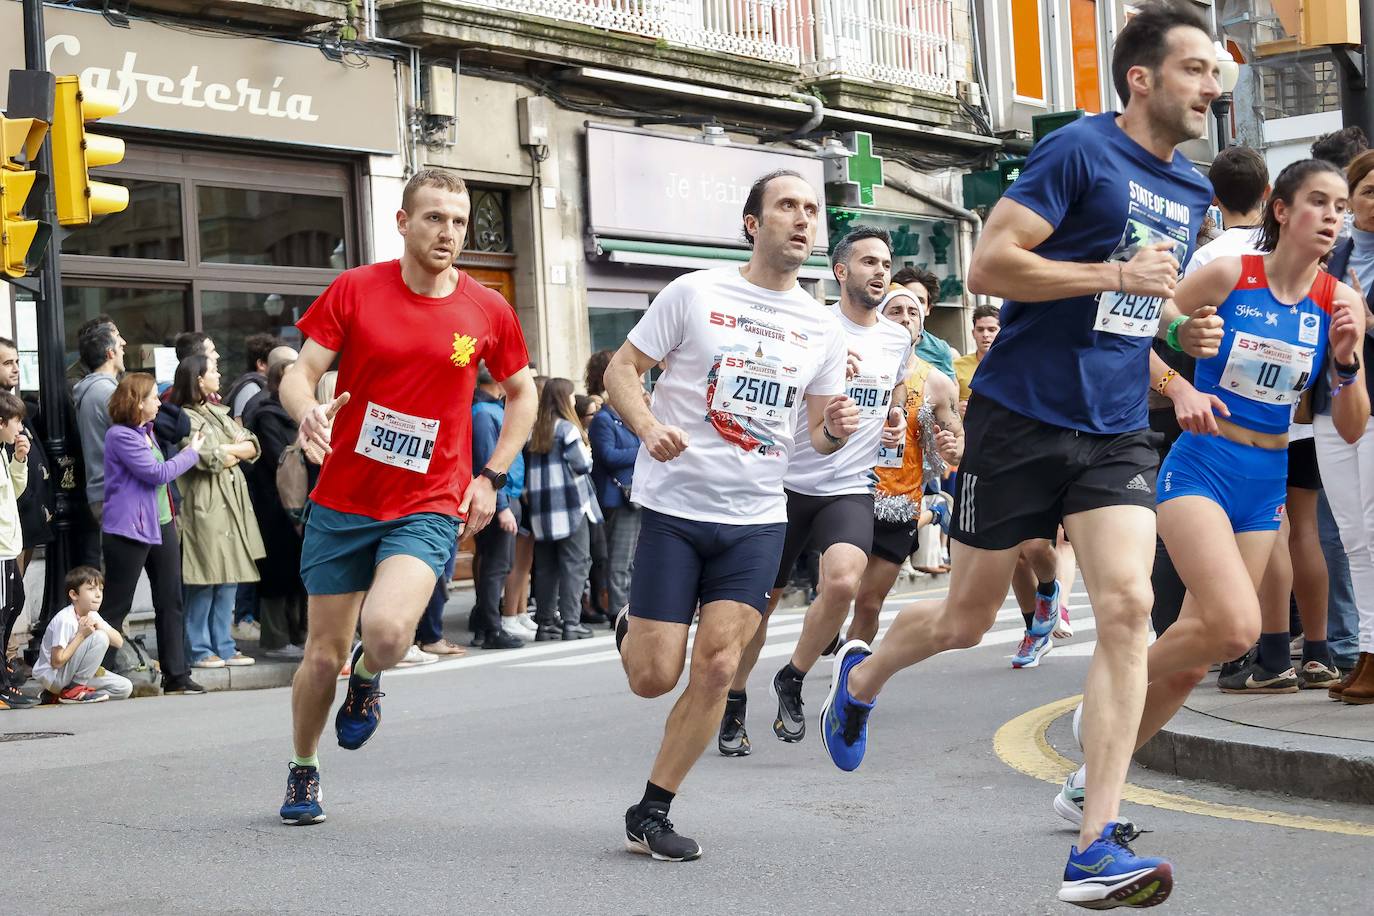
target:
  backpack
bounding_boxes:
[276,442,310,531]
[112,633,161,695]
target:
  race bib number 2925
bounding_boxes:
[355,402,439,474]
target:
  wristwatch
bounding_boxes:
[479,467,508,489]
[1334,354,1362,377]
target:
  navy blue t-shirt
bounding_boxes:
[971,113,1213,433]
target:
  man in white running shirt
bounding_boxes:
[719,226,910,756]
[603,170,856,862]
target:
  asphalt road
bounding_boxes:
[4,583,1371,915]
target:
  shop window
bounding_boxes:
[199,290,318,378]
[197,186,347,268]
[468,189,512,253]
[62,285,189,379]
[61,179,184,261]
[1010,0,1045,102]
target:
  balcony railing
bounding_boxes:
[446,0,955,95]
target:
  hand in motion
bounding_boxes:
[643,423,689,462]
[1178,305,1225,360]
[298,391,351,457]
[845,348,862,381]
[1168,378,1229,436]
[934,423,960,464]
[1120,241,1180,299]
[880,407,905,448]
[824,395,861,440]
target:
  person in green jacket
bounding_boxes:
[168,354,267,668]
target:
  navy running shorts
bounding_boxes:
[628,508,787,623]
[299,501,462,596]
[1158,431,1287,533]
[772,490,875,589]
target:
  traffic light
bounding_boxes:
[0,112,50,279]
[50,75,127,226]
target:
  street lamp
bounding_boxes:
[1213,41,1241,150]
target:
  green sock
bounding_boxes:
[353,655,375,681]
[291,754,319,768]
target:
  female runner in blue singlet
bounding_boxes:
[1058,160,1371,823]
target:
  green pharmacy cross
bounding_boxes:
[826,131,884,208]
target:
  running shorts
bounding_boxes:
[772,490,875,589]
[1158,431,1287,533]
[628,508,787,623]
[871,516,921,566]
[951,395,1159,550]
[1287,437,1322,492]
[299,501,462,596]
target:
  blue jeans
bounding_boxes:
[1318,489,1359,669]
[417,544,458,645]
[185,583,239,662]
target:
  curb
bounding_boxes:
[187,661,299,693]
[1135,705,1374,806]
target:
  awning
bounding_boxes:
[594,238,833,281]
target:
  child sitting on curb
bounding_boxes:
[31,567,132,704]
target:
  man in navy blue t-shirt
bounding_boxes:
[817,1,1227,909]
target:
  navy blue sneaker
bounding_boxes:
[1058,821,1172,909]
[819,639,874,772]
[928,498,951,535]
[1029,580,1061,638]
[335,644,384,750]
[279,763,325,826]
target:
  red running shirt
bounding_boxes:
[297,260,529,521]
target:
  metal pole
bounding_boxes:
[21,0,77,647]
[1213,93,1232,151]
[1335,0,1374,139]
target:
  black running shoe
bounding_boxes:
[1218,657,1299,694]
[718,699,751,757]
[614,606,630,654]
[625,803,702,861]
[162,674,206,695]
[771,668,805,743]
[1218,646,1256,680]
[821,632,843,657]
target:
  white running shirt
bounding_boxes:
[627,268,847,525]
[784,307,912,496]
[1184,226,1261,277]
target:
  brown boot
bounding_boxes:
[1330,653,1370,700]
[1339,653,1374,705]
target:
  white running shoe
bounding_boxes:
[1055,764,1086,826]
[516,612,538,632]
[396,645,438,668]
[502,617,533,640]
[1052,604,1073,639]
[1071,701,1084,750]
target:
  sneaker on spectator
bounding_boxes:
[193,655,227,669]
[1291,636,1305,660]
[395,645,438,668]
[0,683,39,709]
[265,645,306,660]
[501,617,534,641]
[1299,660,1341,690]
[232,619,261,642]
[225,652,256,667]
[58,684,107,704]
[516,613,538,632]
[162,674,207,695]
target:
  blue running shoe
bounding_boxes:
[1029,579,1061,637]
[1011,631,1053,668]
[819,639,874,772]
[335,644,384,750]
[928,498,951,535]
[280,763,325,826]
[1058,821,1172,909]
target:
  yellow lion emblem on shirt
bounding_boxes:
[450,333,476,367]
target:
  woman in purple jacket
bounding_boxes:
[101,373,205,694]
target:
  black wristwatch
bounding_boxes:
[479,467,508,489]
[1334,354,1362,377]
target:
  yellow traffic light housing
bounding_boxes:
[50,75,127,227]
[0,113,51,279]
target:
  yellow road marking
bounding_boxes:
[994,694,1374,838]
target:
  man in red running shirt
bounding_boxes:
[276,169,536,825]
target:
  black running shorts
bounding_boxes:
[1287,437,1321,491]
[952,395,1159,551]
[772,490,875,589]
[870,517,921,566]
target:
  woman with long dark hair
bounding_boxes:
[1056,159,1369,821]
[524,377,600,640]
[168,354,267,668]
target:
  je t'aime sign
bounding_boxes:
[0,1,401,154]
[585,124,828,251]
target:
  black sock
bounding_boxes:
[726,689,746,706]
[780,662,805,684]
[1257,632,1289,673]
[1022,612,1034,630]
[1302,638,1331,668]
[640,781,675,812]
[1036,579,1057,599]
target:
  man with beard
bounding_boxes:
[718,226,910,756]
[276,168,536,826]
[818,2,1226,908]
